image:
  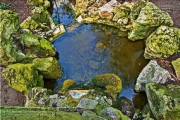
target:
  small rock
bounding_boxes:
[89,60,101,69]
[68,90,91,99]
[76,98,98,110]
[95,42,106,53]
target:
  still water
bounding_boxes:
[52,3,149,105]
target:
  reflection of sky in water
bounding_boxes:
[53,24,149,100]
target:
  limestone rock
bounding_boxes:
[2,63,44,94]
[172,58,180,80]
[145,83,180,120]
[144,26,179,59]
[135,60,174,92]
[128,2,173,40]
[76,98,98,110]
[33,57,62,79]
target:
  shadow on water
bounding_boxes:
[51,2,149,107]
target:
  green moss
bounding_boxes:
[33,57,62,79]
[172,58,180,80]
[92,74,122,100]
[20,17,39,30]
[60,79,76,92]
[2,63,43,94]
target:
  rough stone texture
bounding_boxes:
[92,73,122,100]
[33,57,62,79]
[1,63,44,94]
[76,98,98,110]
[145,83,180,120]
[172,58,180,80]
[102,107,130,120]
[144,26,179,59]
[128,1,173,41]
[135,60,174,92]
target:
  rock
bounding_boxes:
[76,98,98,110]
[128,2,173,40]
[2,63,44,94]
[144,26,180,59]
[172,58,180,80]
[82,110,106,120]
[59,79,76,93]
[25,87,51,107]
[88,60,101,69]
[145,83,180,120]
[101,107,130,120]
[92,74,122,100]
[20,6,65,42]
[27,0,50,8]
[95,42,106,53]
[114,97,135,118]
[21,31,56,58]
[134,60,174,92]
[0,10,25,65]
[33,57,62,79]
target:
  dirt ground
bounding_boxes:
[0,0,180,106]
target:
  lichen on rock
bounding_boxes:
[1,63,44,94]
[92,73,122,100]
[128,1,173,41]
[144,26,180,59]
[33,57,62,79]
[172,58,180,80]
[145,83,180,120]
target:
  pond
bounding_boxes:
[51,2,149,108]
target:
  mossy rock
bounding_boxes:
[2,63,44,94]
[144,26,179,59]
[59,79,76,92]
[33,57,62,79]
[172,58,180,80]
[92,74,122,100]
[27,0,50,8]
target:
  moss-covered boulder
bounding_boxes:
[0,10,25,65]
[135,60,173,92]
[172,58,180,80]
[27,0,50,8]
[1,63,44,94]
[144,26,179,59]
[33,57,62,79]
[92,74,122,100]
[21,31,56,58]
[21,5,65,42]
[59,79,76,93]
[145,83,180,120]
[128,1,173,41]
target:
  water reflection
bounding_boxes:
[53,23,149,100]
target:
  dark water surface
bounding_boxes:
[52,3,149,105]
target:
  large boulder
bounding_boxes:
[145,83,180,120]
[128,1,173,40]
[32,57,62,79]
[134,60,173,92]
[0,10,25,65]
[92,74,122,100]
[172,58,180,80]
[144,26,180,59]
[1,63,44,94]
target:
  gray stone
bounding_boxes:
[145,83,180,120]
[82,111,106,120]
[88,60,101,69]
[76,98,98,110]
[134,60,174,92]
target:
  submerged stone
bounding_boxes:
[172,58,180,80]
[33,57,62,79]
[128,2,173,40]
[135,60,174,92]
[2,63,44,94]
[145,83,180,120]
[144,26,179,59]
[92,74,122,100]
